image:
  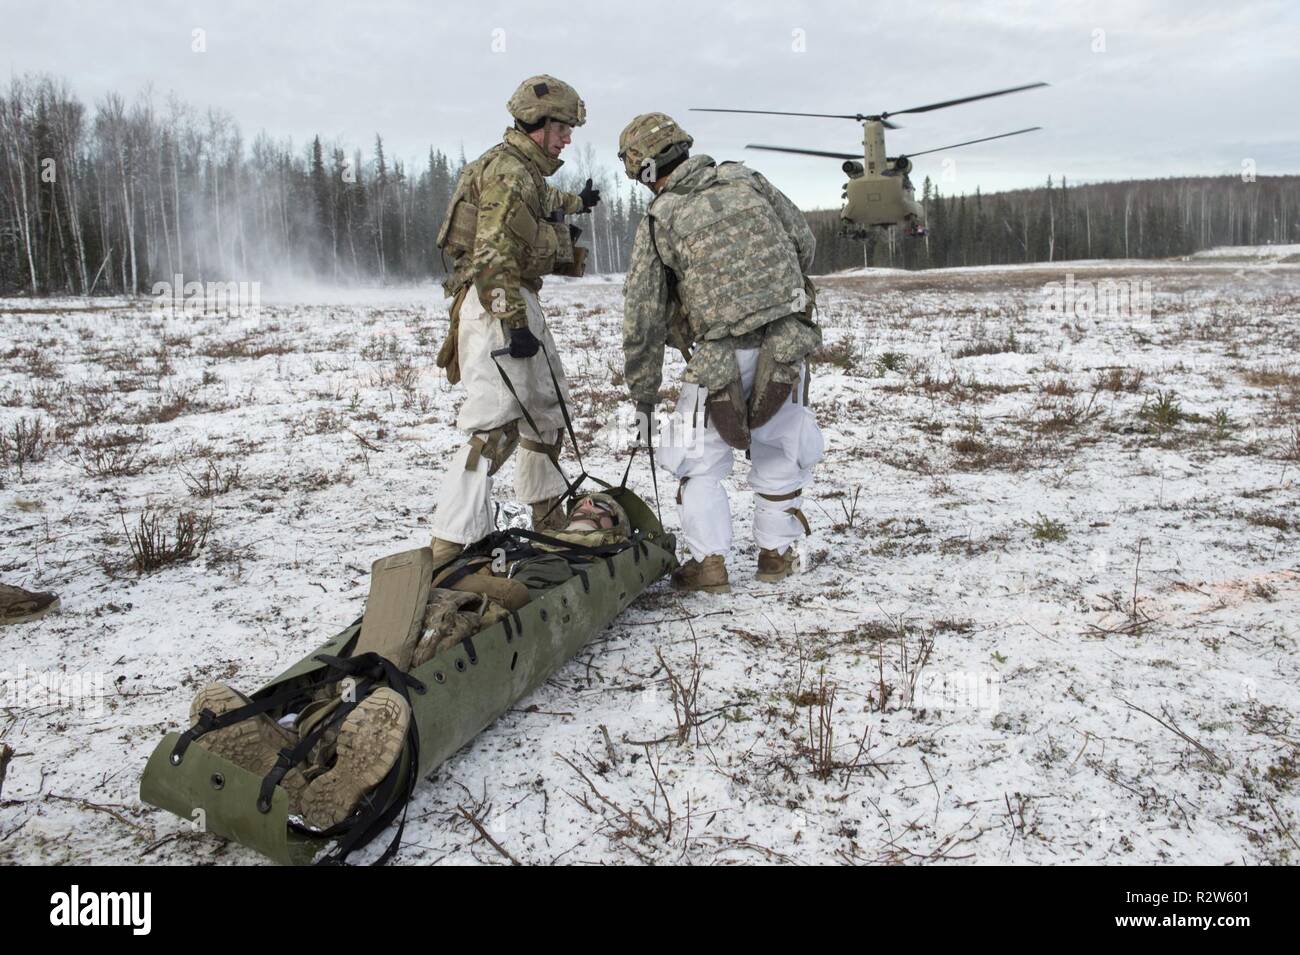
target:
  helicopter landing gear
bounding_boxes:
[838,222,876,241]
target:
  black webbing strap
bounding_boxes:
[490,343,590,527]
[647,214,680,299]
[306,653,426,867]
[645,432,663,525]
[256,679,373,814]
[431,527,632,612]
[170,670,344,766]
[616,438,663,529]
[539,341,586,476]
[171,650,425,867]
[435,555,499,591]
[619,444,638,489]
[503,526,637,560]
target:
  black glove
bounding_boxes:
[634,401,655,445]
[578,177,601,213]
[508,325,541,359]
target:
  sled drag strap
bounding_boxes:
[306,652,426,867]
[645,431,663,525]
[170,669,346,766]
[490,344,591,523]
[256,679,374,814]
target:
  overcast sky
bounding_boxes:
[4,0,1297,208]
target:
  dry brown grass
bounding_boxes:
[198,337,293,360]
[78,428,151,478]
[1240,364,1300,390]
[1092,367,1145,393]
[119,506,212,574]
[13,349,59,380]
[0,416,50,478]
[954,332,1026,359]
[1284,425,1300,462]
[1245,510,1291,532]
[127,384,215,425]
[181,459,244,497]
[809,336,858,371]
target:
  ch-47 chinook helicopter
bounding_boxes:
[692,82,1048,238]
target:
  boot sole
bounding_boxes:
[755,570,794,583]
[0,596,60,626]
[189,684,304,795]
[671,580,732,594]
[298,688,409,830]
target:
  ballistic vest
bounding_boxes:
[648,159,805,341]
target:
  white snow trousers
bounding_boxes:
[656,348,824,562]
[430,287,570,545]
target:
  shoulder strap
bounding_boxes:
[646,212,680,299]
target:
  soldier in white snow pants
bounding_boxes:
[429,287,571,549]
[657,349,823,566]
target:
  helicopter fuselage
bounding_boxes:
[841,119,925,230]
[696,81,1046,240]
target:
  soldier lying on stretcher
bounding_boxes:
[183,493,631,831]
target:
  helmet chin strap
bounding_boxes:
[542,119,555,156]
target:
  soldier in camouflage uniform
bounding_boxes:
[429,76,601,564]
[619,113,824,592]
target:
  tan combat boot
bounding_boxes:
[0,583,60,626]
[671,555,731,594]
[189,683,307,798]
[756,546,798,583]
[297,687,410,830]
[429,537,463,567]
[530,496,568,533]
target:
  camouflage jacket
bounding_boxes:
[441,127,584,329]
[622,155,816,405]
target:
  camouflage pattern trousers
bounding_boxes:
[430,287,570,545]
[656,348,824,560]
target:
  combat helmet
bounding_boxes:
[508,75,587,128]
[618,112,693,182]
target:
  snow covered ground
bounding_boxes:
[2,255,1298,865]
[1190,244,1300,262]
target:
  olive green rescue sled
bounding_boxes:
[140,487,676,865]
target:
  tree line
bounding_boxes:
[2,74,1296,295]
[808,173,1300,273]
[0,74,648,295]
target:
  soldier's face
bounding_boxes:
[530,121,572,159]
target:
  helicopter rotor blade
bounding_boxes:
[895,126,1042,159]
[882,82,1048,119]
[692,107,865,121]
[692,108,900,129]
[746,144,860,161]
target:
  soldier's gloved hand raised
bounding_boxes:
[578,178,601,213]
[508,326,541,359]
